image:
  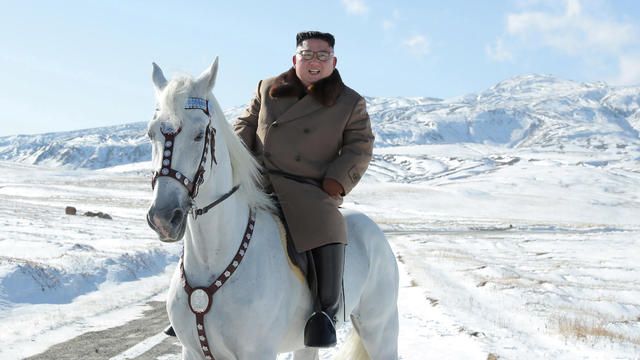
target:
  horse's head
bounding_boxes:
[146,58,221,242]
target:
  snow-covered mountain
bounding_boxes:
[1,74,638,169]
[0,123,150,170]
[367,74,640,150]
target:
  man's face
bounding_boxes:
[293,39,337,87]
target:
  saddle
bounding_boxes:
[271,209,309,283]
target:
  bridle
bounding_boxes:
[151,97,239,218]
[151,97,253,359]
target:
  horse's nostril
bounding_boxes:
[170,209,184,226]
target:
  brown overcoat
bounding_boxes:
[233,68,374,252]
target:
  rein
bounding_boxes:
[181,208,256,360]
[193,185,240,219]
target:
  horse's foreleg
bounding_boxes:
[181,347,201,360]
[292,347,319,360]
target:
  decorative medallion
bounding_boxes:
[189,288,210,314]
[160,123,179,135]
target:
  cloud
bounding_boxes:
[402,35,430,56]
[382,20,395,30]
[611,54,640,86]
[506,0,636,55]
[382,9,400,32]
[486,38,514,62]
[492,0,639,85]
[341,0,369,16]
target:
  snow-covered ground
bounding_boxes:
[1,74,639,359]
[1,139,639,359]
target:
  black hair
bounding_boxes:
[296,31,335,48]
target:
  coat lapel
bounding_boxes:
[275,95,324,124]
[268,95,297,124]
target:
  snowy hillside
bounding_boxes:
[1,74,638,170]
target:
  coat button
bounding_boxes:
[295,155,301,162]
[264,152,271,158]
[303,128,310,133]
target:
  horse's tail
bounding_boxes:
[333,328,370,360]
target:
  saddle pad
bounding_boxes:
[271,212,307,283]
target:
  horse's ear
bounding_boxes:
[196,57,219,94]
[152,62,168,91]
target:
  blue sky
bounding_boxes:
[1,0,639,136]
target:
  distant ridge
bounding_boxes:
[1,75,638,169]
[367,74,639,149]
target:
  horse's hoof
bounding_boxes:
[164,325,176,337]
[304,311,337,347]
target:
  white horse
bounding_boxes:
[146,58,399,360]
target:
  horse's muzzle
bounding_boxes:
[147,204,189,242]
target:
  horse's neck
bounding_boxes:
[182,174,250,288]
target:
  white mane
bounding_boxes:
[209,96,274,212]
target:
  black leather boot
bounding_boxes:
[164,324,176,337]
[304,243,345,348]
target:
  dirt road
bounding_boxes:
[25,301,180,360]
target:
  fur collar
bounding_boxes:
[269,67,345,107]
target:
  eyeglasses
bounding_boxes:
[296,50,333,61]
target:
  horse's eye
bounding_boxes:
[195,132,204,141]
[147,130,153,139]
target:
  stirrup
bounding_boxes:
[304,311,337,348]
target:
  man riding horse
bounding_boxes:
[162,31,374,348]
[233,31,374,347]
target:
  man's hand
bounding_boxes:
[322,178,344,197]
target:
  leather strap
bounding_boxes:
[180,209,256,359]
[194,185,240,218]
